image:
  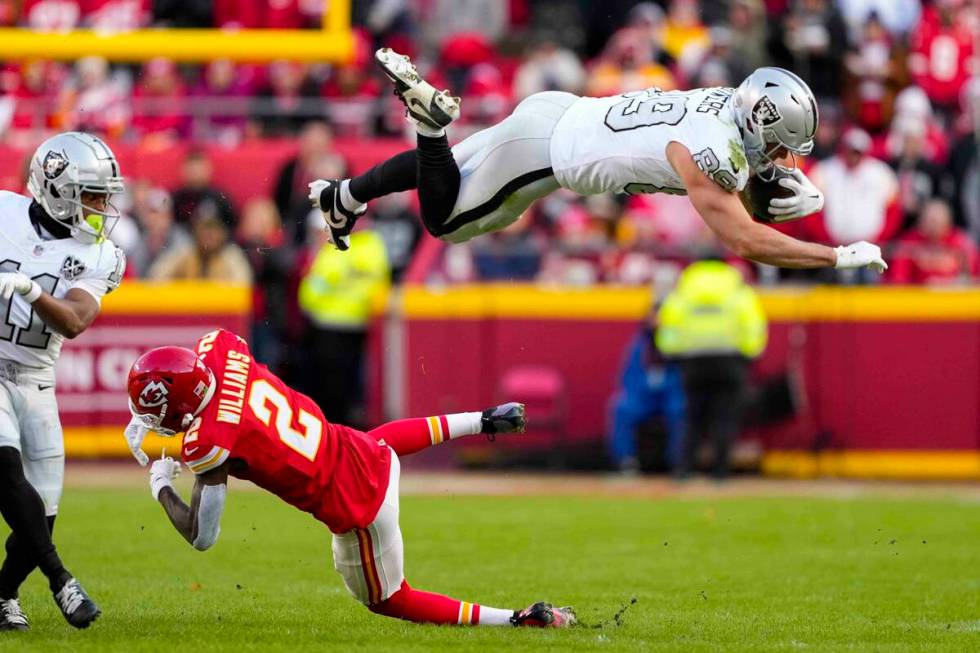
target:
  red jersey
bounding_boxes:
[908,8,975,108]
[182,329,391,534]
[888,229,979,284]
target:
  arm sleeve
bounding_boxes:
[193,483,226,551]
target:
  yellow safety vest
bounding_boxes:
[298,230,390,329]
[655,261,767,358]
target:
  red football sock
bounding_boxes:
[370,580,513,626]
[369,413,482,456]
[368,419,432,456]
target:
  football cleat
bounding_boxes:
[481,402,526,440]
[0,598,28,631]
[308,179,365,252]
[375,48,460,133]
[511,601,577,628]
[54,578,100,629]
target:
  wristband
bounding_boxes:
[22,280,42,304]
[151,477,173,501]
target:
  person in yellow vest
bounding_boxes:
[299,220,390,426]
[655,259,767,479]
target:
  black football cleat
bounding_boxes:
[54,578,100,629]
[511,601,577,628]
[0,598,28,631]
[308,179,365,251]
[481,402,526,440]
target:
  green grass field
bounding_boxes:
[1,473,978,652]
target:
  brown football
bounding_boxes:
[745,169,796,223]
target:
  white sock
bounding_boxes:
[477,605,514,626]
[445,412,482,439]
[414,123,445,138]
[338,179,364,213]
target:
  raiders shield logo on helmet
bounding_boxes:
[139,381,169,408]
[42,150,69,180]
[751,96,782,127]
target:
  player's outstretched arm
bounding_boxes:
[667,142,863,270]
[152,460,229,551]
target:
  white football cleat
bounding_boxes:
[375,48,460,135]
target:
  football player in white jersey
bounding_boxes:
[0,132,126,631]
[310,49,885,273]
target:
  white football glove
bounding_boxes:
[149,456,181,501]
[0,272,41,303]
[834,241,888,273]
[768,169,824,220]
[123,417,150,466]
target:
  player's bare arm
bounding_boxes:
[154,460,229,551]
[0,282,101,339]
[30,288,100,339]
[667,141,837,269]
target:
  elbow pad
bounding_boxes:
[192,484,227,551]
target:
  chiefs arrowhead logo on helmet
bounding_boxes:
[128,345,216,436]
[138,380,169,408]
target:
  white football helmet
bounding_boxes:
[27,131,124,243]
[732,68,818,180]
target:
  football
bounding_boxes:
[745,169,796,223]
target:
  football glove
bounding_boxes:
[123,417,150,466]
[0,272,41,303]
[834,241,888,273]
[768,169,824,220]
[149,456,181,501]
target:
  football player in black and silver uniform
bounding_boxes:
[312,53,885,273]
[0,132,126,631]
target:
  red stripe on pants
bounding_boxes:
[356,528,382,604]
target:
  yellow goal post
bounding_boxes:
[0,0,353,64]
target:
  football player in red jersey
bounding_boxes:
[124,329,575,628]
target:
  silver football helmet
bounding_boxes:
[27,131,124,243]
[732,67,818,180]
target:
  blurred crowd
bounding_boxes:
[0,0,977,303]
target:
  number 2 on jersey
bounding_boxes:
[247,380,323,462]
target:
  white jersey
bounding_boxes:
[549,87,750,198]
[0,191,124,369]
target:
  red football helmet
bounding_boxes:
[127,346,216,436]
